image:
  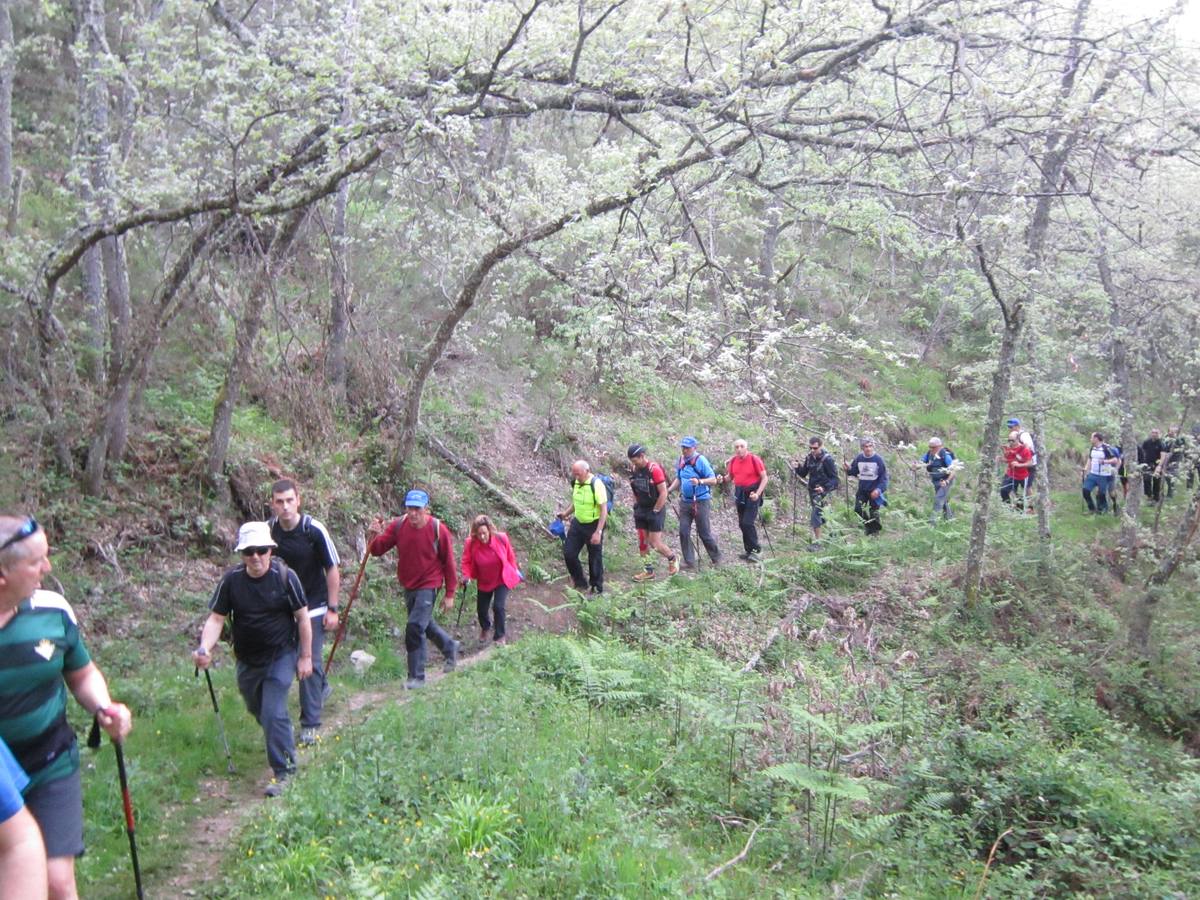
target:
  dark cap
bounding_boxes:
[627,443,646,459]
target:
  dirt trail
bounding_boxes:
[162,580,576,895]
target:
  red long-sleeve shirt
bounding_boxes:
[369,515,458,598]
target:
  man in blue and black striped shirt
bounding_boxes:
[0,515,132,900]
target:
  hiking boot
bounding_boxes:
[746,550,762,563]
[632,568,655,582]
[404,677,426,690]
[264,778,287,798]
[667,556,679,576]
[443,640,460,673]
[298,727,319,747]
[479,626,491,643]
[737,551,750,561]
[493,635,507,646]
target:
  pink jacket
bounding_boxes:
[460,531,521,592]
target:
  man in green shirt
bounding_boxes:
[560,460,608,594]
[0,515,132,900]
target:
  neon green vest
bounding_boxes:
[572,478,603,524]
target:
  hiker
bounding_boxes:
[1139,429,1165,504]
[268,479,341,746]
[1006,417,1038,498]
[1081,432,1121,514]
[723,439,769,562]
[917,437,955,523]
[460,515,520,645]
[627,445,678,582]
[0,515,133,899]
[1162,425,1186,498]
[559,461,608,594]
[367,491,460,689]
[999,431,1034,509]
[193,522,312,797]
[794,436,840,545]
[668,437,722,568]
[845,438,888,535]
[0,738,47,899]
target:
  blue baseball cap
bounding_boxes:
[404,489,430,508]
[1006,417,1020,426]
[680,436,698,449]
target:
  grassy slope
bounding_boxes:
[21,353,1199,897]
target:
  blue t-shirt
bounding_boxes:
[0,738,29,823]
[848,452,889,494]
[677,454,716,501]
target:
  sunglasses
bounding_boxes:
[0,517,39,553]
[240,546,272,557]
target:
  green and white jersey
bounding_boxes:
[0,591,91,789]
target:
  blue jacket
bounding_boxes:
[920,448,954,484]
[847,452,889,495]
[676,453,716,501]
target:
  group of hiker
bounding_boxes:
[1,419,1198,895]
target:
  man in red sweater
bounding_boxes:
[368,490,460,689]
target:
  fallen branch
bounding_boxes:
[704,820,762,882]
[420,430,556,538]
[742,593,813,673]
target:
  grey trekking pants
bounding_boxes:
[236,648,298,778]
[299,612,326,728]
[679,498,721,565]
[931,480,952,523]
[404,588,454,681]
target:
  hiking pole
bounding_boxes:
[456,580,469,629]
[791,470,798,539]
[88,714,145,900]
[325,543,370,676]
[195,651,235,773]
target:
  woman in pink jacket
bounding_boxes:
[460,515,521,644]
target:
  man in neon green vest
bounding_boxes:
[560,460,608,594]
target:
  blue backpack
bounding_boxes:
[590,474,616,513]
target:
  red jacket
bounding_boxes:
[460,531,521,592]
[369,515,458,597]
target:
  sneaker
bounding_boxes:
[589,586,603,595]
[404,677,426,690]
[298,727,319,747]
[746,550,761,563]
[667,556,679,576]
[443,640,460,673]
[264,778,287,798]
[737,551,750,561]
[632,568,655,582]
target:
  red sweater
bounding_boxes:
[461,531,521,592]
[369,515,458,597]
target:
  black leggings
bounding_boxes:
[476,585,509,639]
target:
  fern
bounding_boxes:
[762,762,873,802]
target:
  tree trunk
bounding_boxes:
[963,314,1022,605]
[324,0,356,398]
[1098,243,1140,578]
[0,0,13,206]
[420,431,556,537]
[1023,327,1052,545]
[1128,485,1200,655]
[389,135,751,476]
[206,211,307,491]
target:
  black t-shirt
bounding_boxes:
[209,560,307,666]
[269,516,340,610]
[1140,438,1164,467]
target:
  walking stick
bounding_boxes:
[195,656,235,773]
[791,469,798,539]
[88,715,145,900]
[456,580,469,628]
[325,545,370,676]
